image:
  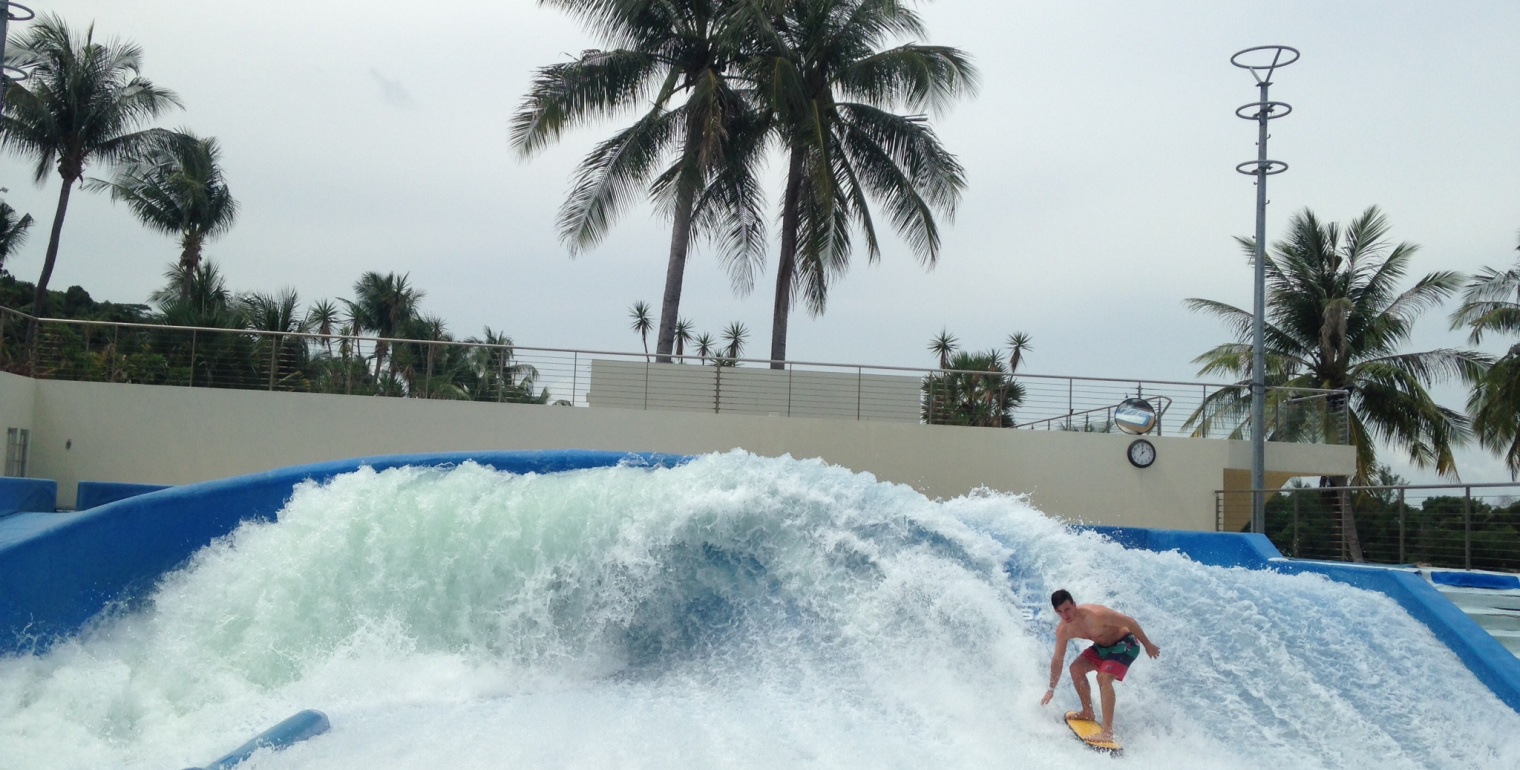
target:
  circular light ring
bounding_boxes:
[1235,159,1289,176]
[6,2,35,22]
[1234,101,1293,121]
[1230,45,1300,72]
[2,64,29,83]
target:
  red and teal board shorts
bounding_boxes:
[1078,634,1141,680]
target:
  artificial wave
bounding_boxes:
[1,452,1516,769]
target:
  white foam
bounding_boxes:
[1,451,1516,769]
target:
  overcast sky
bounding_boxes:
[3,1,1518,483]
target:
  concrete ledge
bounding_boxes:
[75,482,173,510]
[0,478,56,517]
[1088,525,1520,714]
[0,450,685,654]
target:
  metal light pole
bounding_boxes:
[1232,45,1297,534]
[1,3,37,113]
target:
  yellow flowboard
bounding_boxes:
[1064,712,1123,753]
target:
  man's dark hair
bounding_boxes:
[1050,589,1074,609]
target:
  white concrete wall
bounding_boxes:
[20,377,1354,527]
[589,360,922,421]
[0,372,37,475]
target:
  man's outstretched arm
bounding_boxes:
[1039,628,1070,706]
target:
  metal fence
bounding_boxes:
[1216,483,1520,571]
[0,306,1347,442]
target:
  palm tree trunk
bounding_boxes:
[178,231,205,302]
[655,119,705,363]
[1322,475,1365,562]
[26,176,76,356]
[769,146,806,370]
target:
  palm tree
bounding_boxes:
[0,16,181,340]
[306,298,341,356]
[237,288,309,390]
[1185,206,1481,561]
[694,331,718,361]
[0,202,34,271]
[721,320,748,360]
[1449,234,1520,476]
[674,317,695,361]
[91,130,238,302]
[1006,332,1032,374]
[751,0,976,368]
[513,0,768,360]
[929,329,958,369]
[346,271,423,381]
[922,349,1022,427]
[628,300,653,359]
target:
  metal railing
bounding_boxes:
[1216,483,1520,571]
[0,306,1348,442]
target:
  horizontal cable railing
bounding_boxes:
[0,306,1347,443]
[1216,483,1520,571]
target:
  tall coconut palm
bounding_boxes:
[346,271,423,381]
[751,0,976,368]
[0,15,181,339]
[1449,234,1520,476]
[91,130,237,302]
[513,0,769,360]
[1185,206,1481,560]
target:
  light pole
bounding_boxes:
[1,2,37,112]
[1232,45,1297,534]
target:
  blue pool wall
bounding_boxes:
[0,477,57,517]
[1085,525,1520,713]
[0,450,684,653]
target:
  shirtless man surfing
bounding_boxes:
[1038,588,1160,743]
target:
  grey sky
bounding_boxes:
[3,1,1519,484]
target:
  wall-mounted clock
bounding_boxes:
[1127,438,1156,469]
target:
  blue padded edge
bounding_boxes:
[1431,571,1520,590]
[195,709,331,770]
[76,481,173,510]
[0,450,688,654]
[0,477,56,517]
[1081,525,1520,714]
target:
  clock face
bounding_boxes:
[1127,439,1156,468]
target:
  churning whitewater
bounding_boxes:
[1,452,1517,769]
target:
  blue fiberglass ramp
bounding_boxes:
[1084,525,1520,714]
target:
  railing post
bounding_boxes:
[268,335,279,390]
[857,366,863,421]
[1292,490,1300,557]
[110,325,119,382]
[787,364,794,418]
[1397,487,1406,565]
[572,351,580,406]
[713,361,721,413]
[1464,486,1473,570]
[425,343,434,398]
[189,330,197,387]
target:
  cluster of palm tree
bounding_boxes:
[1186,205,1520,559]
[627,299,749,364]
[16,265,550,403]
[921,329,1031,427]
[515,0,976,369]
[1,15,235,346]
